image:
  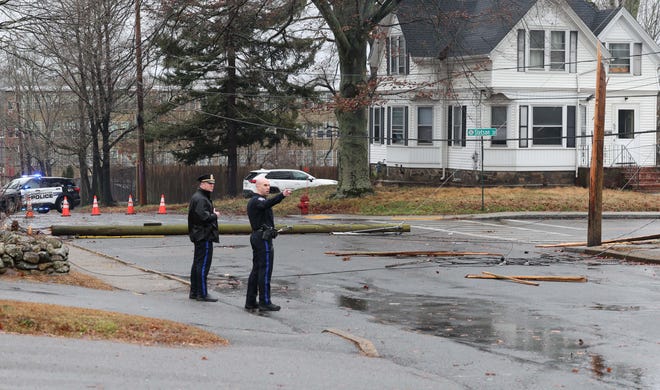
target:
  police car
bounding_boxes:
[0,175,81,214]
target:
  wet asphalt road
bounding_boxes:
[2,211,659,389]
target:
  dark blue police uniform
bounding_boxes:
[245,192,285,311]
[188,184,219,301]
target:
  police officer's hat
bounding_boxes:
[197,174,215,184]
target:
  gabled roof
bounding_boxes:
[395,0,617,58]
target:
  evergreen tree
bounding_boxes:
[154,0,321,196]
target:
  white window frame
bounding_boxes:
[529,30,545,70]
[550,31,566,71]
[389,36,407,75]
[417,106,433,145]
[616,107,636,139]
[531,106,563,146]
[518,29,576,72]
[609,42,631,74]
[371,106,384,144]
[390,106,406,144]
[490,106,508,146]
[608,42,642,76]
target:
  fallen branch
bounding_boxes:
[537,233,660,248]
[322,328,379,358]
[465,274,587,283]
[325,250,502,257]
[480,271,539,286]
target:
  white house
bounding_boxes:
[368,0,660,187]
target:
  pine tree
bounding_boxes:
[154,0,321,196]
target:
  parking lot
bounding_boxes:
[2,211,659,389]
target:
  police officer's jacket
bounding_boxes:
[247,193,285,231]
[188,188,219,243]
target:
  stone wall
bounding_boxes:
[0,230,70,275]
[372,166,577,187]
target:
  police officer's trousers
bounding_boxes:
[246,232,274,305]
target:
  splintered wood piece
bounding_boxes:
[465,274,587,283]
[481,271,539,286]
[322,328,379,357]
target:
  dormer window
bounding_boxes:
[387,36,407,75]
[608,42,642,75]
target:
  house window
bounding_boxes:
[532,107,563,145]
[566,105,576,148]
[569,31,578,73]
[529,30,545,69]
[618,109,634,139]
[609,43,630,73]
[388,106,408,145]
[388,36,407,75]
[632,42,642,75]
[519,105,529,148]
[518,30,577,73]
[417,107,433,144]
[517,30,526,72]
[550,31,566,70]
[491,106,507,146]
[370,106,384,144]
[447,105,466,147]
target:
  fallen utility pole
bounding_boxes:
[536,233,660,248]
[50,223,410,237]
[465,274,587,282]
[325,250,502,257]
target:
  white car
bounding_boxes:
[242,169,338,197]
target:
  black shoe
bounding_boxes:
[189,293,198,300]
[244,302,259,310]
[258,303,281,311]
[196,295,218,302]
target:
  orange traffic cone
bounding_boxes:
[91,195,101,216]
[25,195,34,218]
[61,196,71,217]
[157,194,167,214]
[126,194,136,215]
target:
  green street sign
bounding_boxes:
[467,128,497,136]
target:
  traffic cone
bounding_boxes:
[25,195,34,218]
[126,194,136,215]
[61,196,71,217]
[91,195,101,216]
[157,194,167,214]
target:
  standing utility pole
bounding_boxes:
[588,47,606,246]
[135,0,147,205]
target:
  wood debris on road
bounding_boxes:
[465,273,588,283]
[480,271,539,286]
[325,250,502,258]
[537,233,660,248]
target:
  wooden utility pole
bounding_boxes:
[135,0,147,205]
[588,47,606,246]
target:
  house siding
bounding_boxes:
[368,0,658,186]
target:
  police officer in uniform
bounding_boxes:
[188,174,221,302]
[245,176,292,311]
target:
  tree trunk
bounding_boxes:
[225,38,238,197]
[335,31,373,197]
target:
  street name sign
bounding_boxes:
[467,128,497,136]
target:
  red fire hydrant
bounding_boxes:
[297,194,310,215]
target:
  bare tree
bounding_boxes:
[6,0,138,205]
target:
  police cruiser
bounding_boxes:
[0,175,81,214]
